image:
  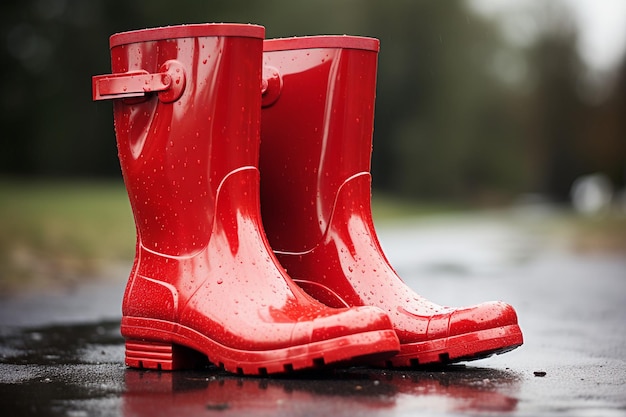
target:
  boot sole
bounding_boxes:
[380,324,523,368]
[121,316,399,375]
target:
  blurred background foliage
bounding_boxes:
[1,0,625,291]
[1,0,625,202]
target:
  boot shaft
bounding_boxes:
[260,36,379,252]
[94,24,265,256]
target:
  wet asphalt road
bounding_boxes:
[1,212,625,416]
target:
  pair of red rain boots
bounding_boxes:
[93,23,522,376]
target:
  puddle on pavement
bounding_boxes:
[0,321,522,417]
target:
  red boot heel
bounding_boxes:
[124,339,208,371]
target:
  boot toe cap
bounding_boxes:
[448,301,519,337]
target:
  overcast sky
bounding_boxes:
[468,0,626,73]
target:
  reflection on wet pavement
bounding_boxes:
[3,216,624,416]
[0,320,520,417]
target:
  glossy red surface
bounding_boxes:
[93,24,399,375]
[259,36,523,366]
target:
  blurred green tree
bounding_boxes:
[362,1,529,203]
[579,55,626,192]
[519,2,587,201]
[1,0,622,204]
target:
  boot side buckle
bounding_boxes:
[92,60,186,103]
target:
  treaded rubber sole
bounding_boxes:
[121,316,399,375]
[380,324,524,368]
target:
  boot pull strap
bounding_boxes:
[261,66,282,107]
[92,60,186,103]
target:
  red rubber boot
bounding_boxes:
[259,36,523,367]
[92,24,399,375]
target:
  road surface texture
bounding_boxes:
[1,210,625,416]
